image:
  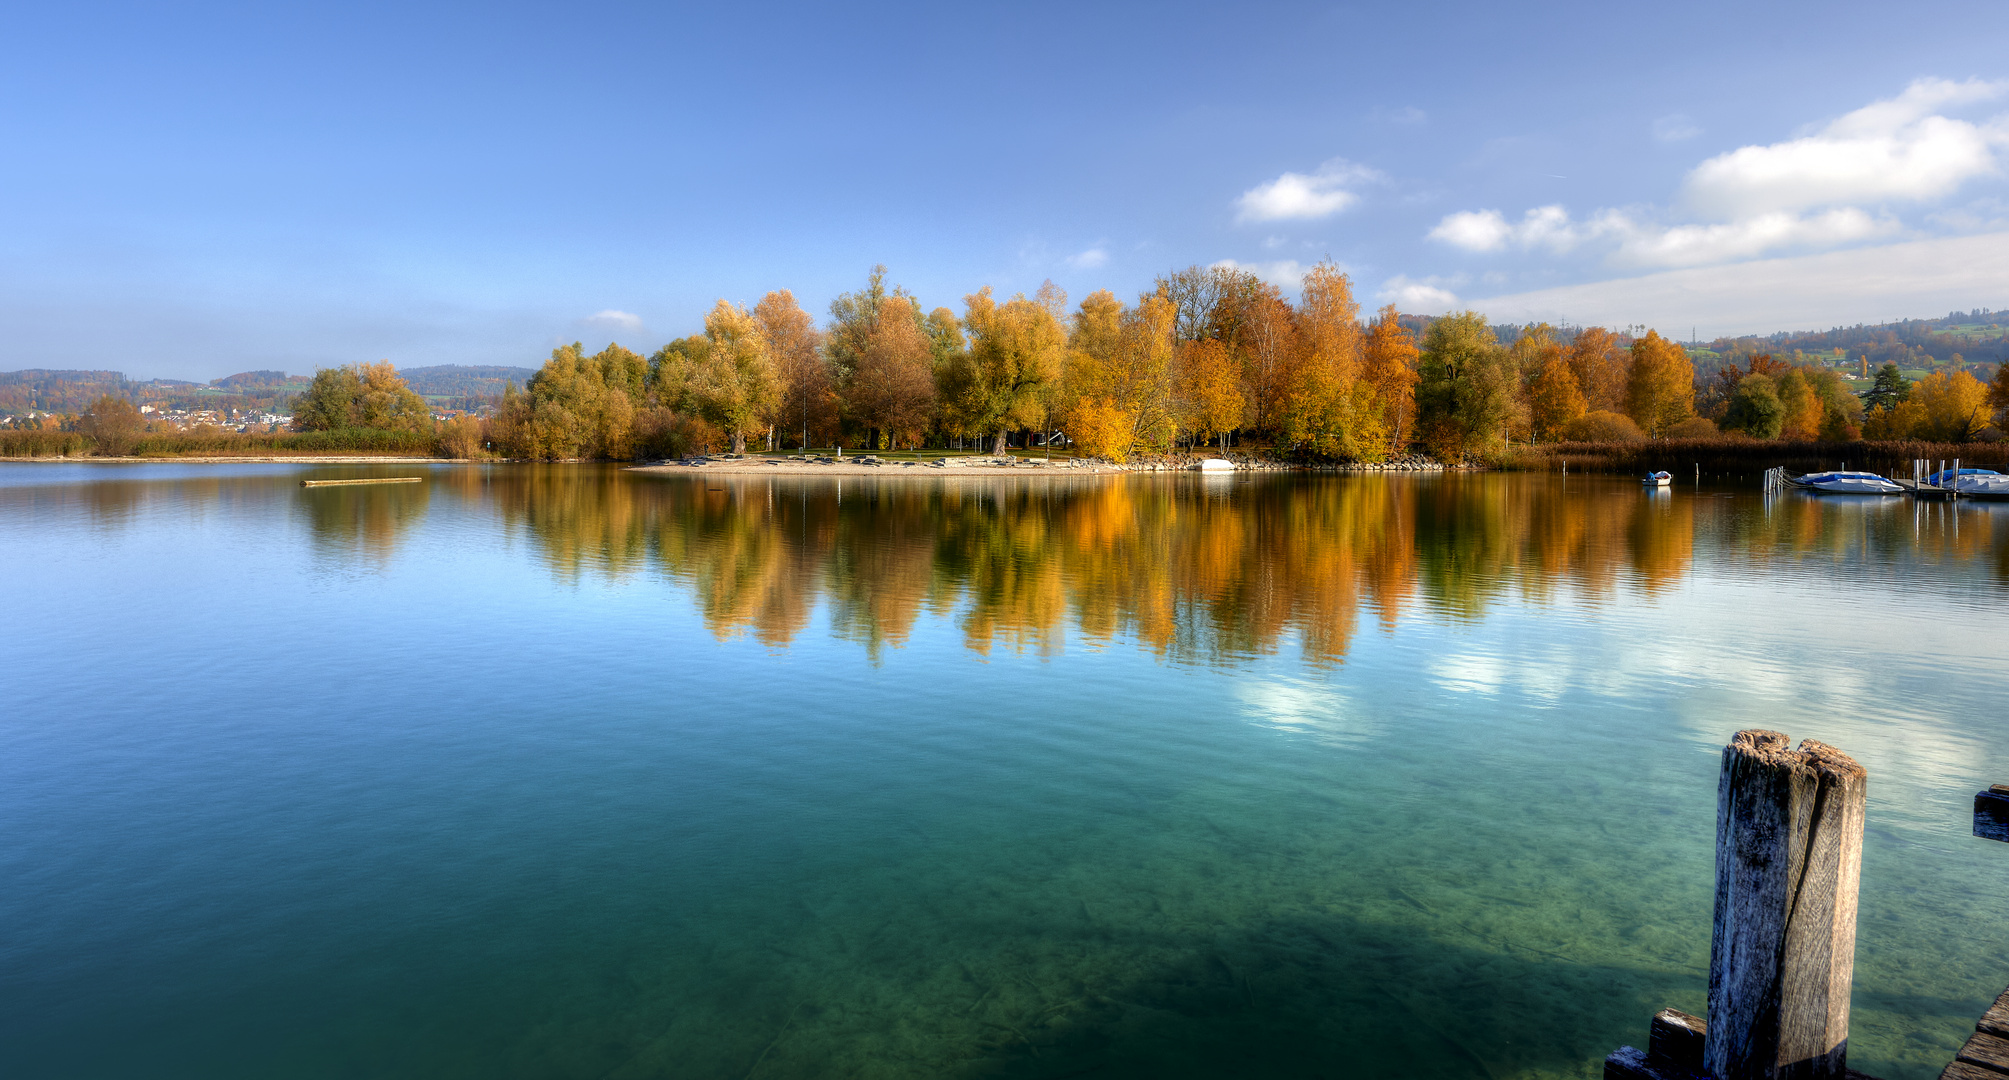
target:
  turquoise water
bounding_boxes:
[1,463,2005,1079]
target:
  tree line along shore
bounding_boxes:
[6,263,2008,470]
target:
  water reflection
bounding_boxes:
[295,478,432,562]
[477,470,2009,664]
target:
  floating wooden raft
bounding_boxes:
[299,477,424,488]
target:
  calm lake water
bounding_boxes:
[2,462,2007,1079]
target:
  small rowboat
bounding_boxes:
[1642,471,1672,487]
[1784,470,1902,494]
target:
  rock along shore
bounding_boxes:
[630,451,1477,476]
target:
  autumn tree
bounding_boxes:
[949,285,1067,454]
[1237,284,1299,437]
[1276,262,1381,458]
[80,394,143,456]
[1361,304,1419,451]
[1062,290,1178,460]
[294,362,432,433]
[847,295,938,449]
[1173,339,1244,452]
[754,289,831,449]
[689,300,779,455]
[1912,370,1991,441]
[1623,331,1694,438]
[1526,354,1588,442]
[1989,362,2009,431]
[501,342,644,458]
[1566,327,1629,413]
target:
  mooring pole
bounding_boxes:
[1706,730,1868,1080]
[1605,731,1869,1080]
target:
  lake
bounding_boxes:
[2,462,2006,1079]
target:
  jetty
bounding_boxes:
[1604,731,2009,1080]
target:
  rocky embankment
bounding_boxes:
[651,450,1475,474]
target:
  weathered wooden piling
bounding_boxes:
[1606,730,1869,1080]
[1707,731,1868,1080]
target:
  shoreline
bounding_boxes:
[0,455,472,464]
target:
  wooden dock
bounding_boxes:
[299,477,424,488]
[1604,734,2009,1080]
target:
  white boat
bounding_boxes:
[1925,468,2009,500]
[1785,470,1903,494]
[1194,458,1235,472]
[1642,471,1671,487]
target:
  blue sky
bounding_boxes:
[4,0,2008,380]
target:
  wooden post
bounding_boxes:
[1977,785,2009,842]
[1705,730,1868,1080]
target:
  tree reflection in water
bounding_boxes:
[472,468,2009,663]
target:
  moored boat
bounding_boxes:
[1925,468,2009,500]
[1642,471,1671,487]
[1784,470,1903,494]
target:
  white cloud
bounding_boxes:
[1684,77,2008,218]
[1378,274,1462,311]
[584,309,644,331]
[1212,258,1309,288]
[1467,231,2009,338]
[1426,78,2009,271]
[1605,207,1897,267]
[1065,247,1109,269]
[1234,159,1384,223]
[1429,205,1582,253]
[1653,114,1701,142]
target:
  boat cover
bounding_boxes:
[1791,471,1903,494]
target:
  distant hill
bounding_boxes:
[213,370,302,389]
[398,364,537,401]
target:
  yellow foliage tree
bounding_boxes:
[1912,370,1990,441]
[1624,331,1694,438]
[1174,338,1245,452]
[1361,305,1419,451]
[1527,354,1589,442]
[690,300,779,455]
[1568,327,1629,414]
[951,285,1067,454]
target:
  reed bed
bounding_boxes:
[1503,437,2009,477]
[1,428,451,458]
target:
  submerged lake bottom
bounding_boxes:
[1,462,2006,1078]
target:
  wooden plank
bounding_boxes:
[300,477,424,487]
[1706,731,1868,1080]
[1977,790,2009,843]
[1650,1009,1707,1071]
[1941,1060,2009,1080]
[1977,985,2009,1039]
[1960,1031,2009,1073]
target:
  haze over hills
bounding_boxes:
[0,363,537,414]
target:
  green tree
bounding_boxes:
[1723,373,1784,438]
[1414,311,1517,461]
[1863,362,1911,414]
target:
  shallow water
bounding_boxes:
[1,462,2006,1079]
